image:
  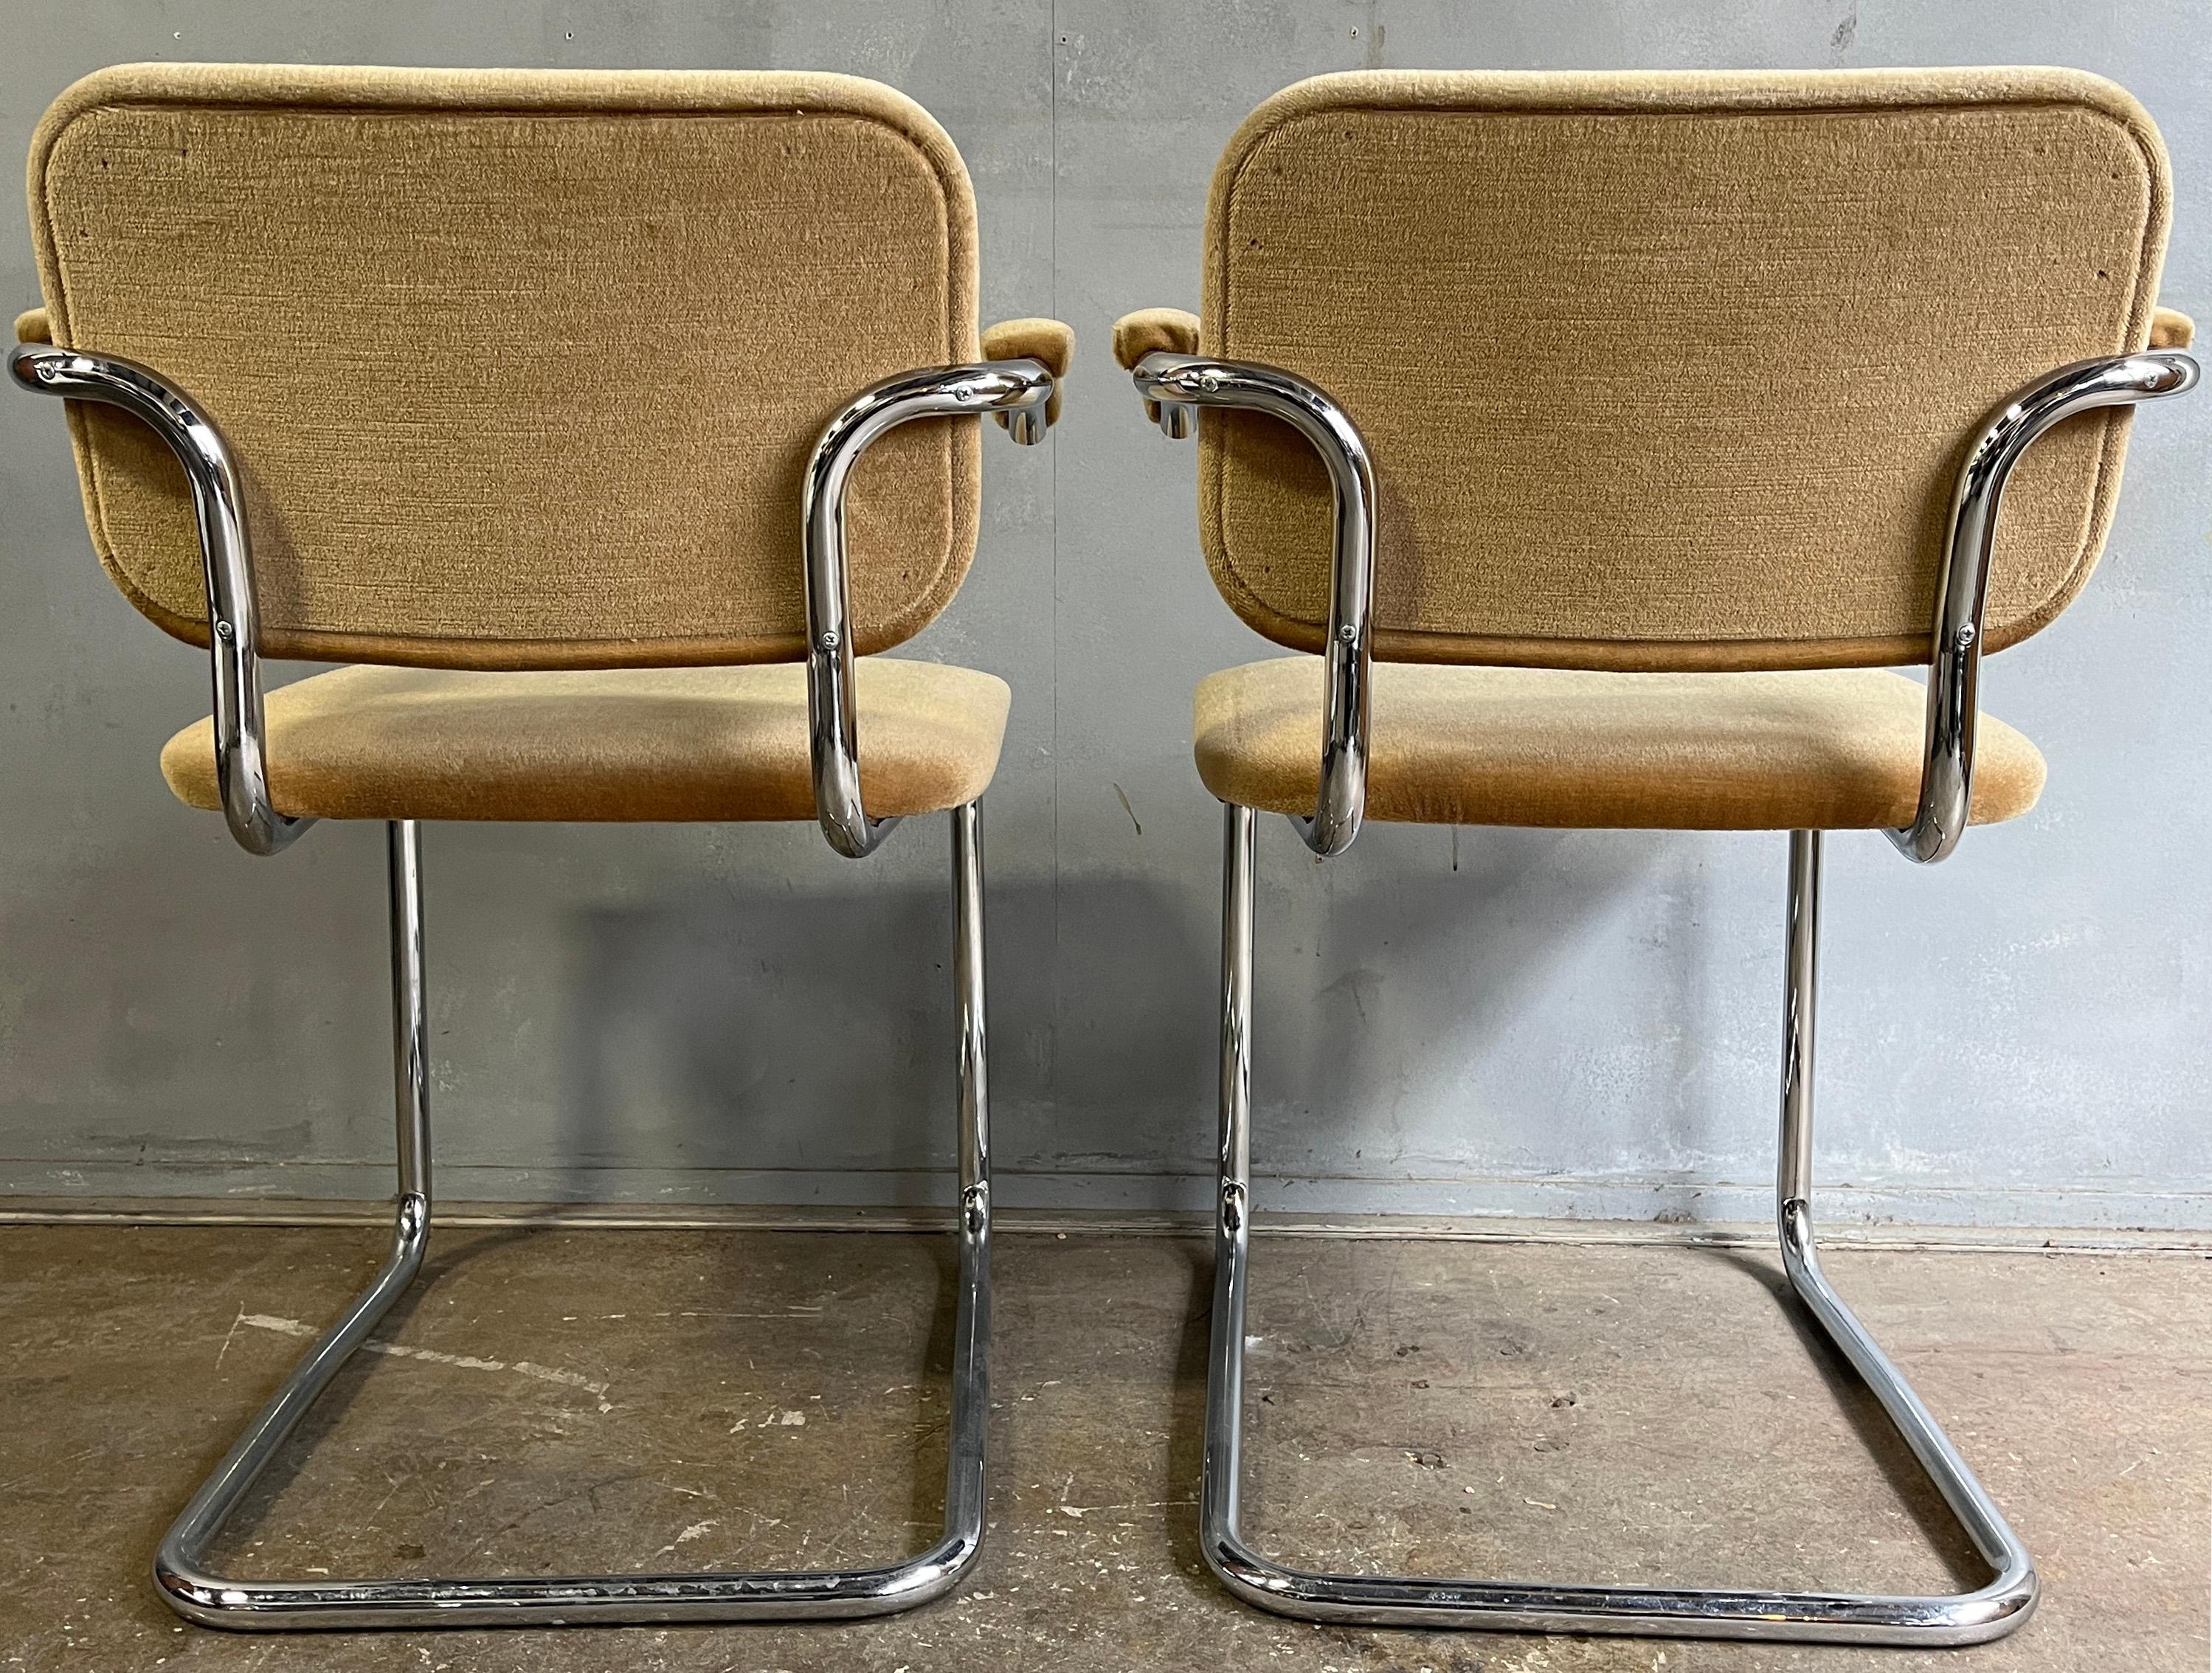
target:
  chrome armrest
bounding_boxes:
[803,357,1057,859]
[1131,352,1376,856]
[1889,350,2197,865]
[8,342,312,856]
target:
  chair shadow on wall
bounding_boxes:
[518,821,1684,1585]
[533,822,1674,1206]
[534,865,1234,1562]
[547,873,960,1202]
[1256,823,1687,1187]
[544,866,1228,1202]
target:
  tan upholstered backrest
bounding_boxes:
[1200,69,2171,669]
[30,63,981,668]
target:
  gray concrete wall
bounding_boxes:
[3,1,2207,1228]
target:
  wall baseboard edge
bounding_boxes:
[1,1194,2206,1256]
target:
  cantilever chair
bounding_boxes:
[1114,69,2194,1647]
[11,63,1071,1629]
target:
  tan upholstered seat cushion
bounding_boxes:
[161,659,1009,822]
[1195,657,2044,831]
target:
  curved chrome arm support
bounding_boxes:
[1890,350,2197,865]
[803,358,1057,859]
[1133,351,1376,856]
[8,342,312,857]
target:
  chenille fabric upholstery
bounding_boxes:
[1138,69,2180,834]
[160,659,1010,823]
[1185,69,2173,673]
[1116,303,2199,366]
[981,316,1075,424]
[28,63,986,670]
[27,63,1067,827]
[1195,658,2045,831]
[1110,306,1199,368]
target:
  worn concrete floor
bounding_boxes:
[0,1223,2205,1670]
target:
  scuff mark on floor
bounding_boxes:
[213,1304,247,1370]
[235,1314,612,1411]
[654,1517,719,1557]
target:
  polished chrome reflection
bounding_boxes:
[7,342,310,856]
[1891,350,2197,864]
[998,403,1046,446]
[804,358,1057,859]
[1205,803,1257,1551]
[944,800,992,1550]
[152,809,995,1629]
[1198,812,2036,1644]
[1152,343,2193,1641]
[1133,352,1375,856]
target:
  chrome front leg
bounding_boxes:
[154,820,432,1621]
[1202,802,1258,1566]
[1773,831,2034,1626]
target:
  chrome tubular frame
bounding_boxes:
[1205,813,2035,1643]
[4,342,1026,1626]
[803,358,1056,858]
[1890,350,2197,864]
[1133,352,1375,856]
[7,342,311,856]
[152,806,993,1628]
[1183,349,2209,1644]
